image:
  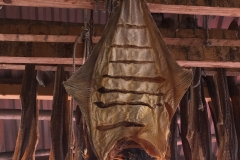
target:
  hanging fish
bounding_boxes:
[64,0,192,159]
[13,64,39,160]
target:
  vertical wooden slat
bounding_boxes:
[13,64,39,160]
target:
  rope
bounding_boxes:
[204,15,211,46]
[68,8,93,160]
[67,33,81,160]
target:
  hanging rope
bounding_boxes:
[204,15,211,46]
[67,9,94,160]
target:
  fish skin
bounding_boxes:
[205,69,238,160]
[50,65,69,160]
[13,64,39,160]
[63,0,192,159]
[187,68,212,160]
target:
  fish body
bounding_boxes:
[64,0,192,159]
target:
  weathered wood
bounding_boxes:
[1,19,240,47]
[0,0,240,16]
[1,19,240,43]
[0,109,51,120]
[0,19,104,36]
[0,84,54,100]
[147,4,240,16]
[0,34,100,44]
[0,57,83,64]
[0,64,77,71]
[3,34,240,47]
[4,47,240,68]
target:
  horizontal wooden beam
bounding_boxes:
[0,64,77,71]
[1,56,240,68]
[0,57,83,64]
[1,19,240,47]
[0,34,101,43]
[0,84,54,100]
[0,0,240,16]
[0,109,76,120]
[2,34,240,47]
[0,109,52,120]
[178,61,240,68]
[148,4,240,16]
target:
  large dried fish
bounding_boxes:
[63,0,192,159]
[187,68,211,160]
[227,76,240,159]
[74,106,85,160]
[179,91,192,160]
[169,111,178,160]
[50,65,70,160]
[205,69,237,160]
[13,64,39,160]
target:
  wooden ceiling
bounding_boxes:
[0,0,240,16]
[0,0,239,159]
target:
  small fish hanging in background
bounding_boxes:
[64,0,192,159]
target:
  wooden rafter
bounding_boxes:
[2,34,240,47]
[0,57,83,65]
[1,20,240,67]
[0,0,240,16]
[1,20,240,46]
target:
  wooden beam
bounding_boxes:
[1,19,240,46]
[2,34,240,47]
[0,109,77,120]
[0,57,83,65]
[178,61,240,68]
[0,84,53,100]
[0,0,240,16]
[1,56,240,68]
[0,64,77,71]
[0,84,54,100]
[2,45,240,68]
[0,34,101,43]
[148,4,240,16]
